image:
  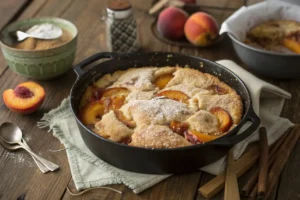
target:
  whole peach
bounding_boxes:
[184,12,219,46]
[157,7,189,40]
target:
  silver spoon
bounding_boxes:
[16,23,62,41]
[0,122,59,171]
[0,137,49,173]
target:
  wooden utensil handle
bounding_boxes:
[224,148,240,200]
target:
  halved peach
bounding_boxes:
[3,82,45,114]
[188,130,219,143]
[156,90,189,104]
[169,120,189,136]
[79,86,105,108]
[210,107,232,132]
[102,87,130,98]
[114,110,136,128]
[153,74,174,89]
[79,101,105,125]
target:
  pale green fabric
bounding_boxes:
[37,98,170,194]
[38,60,293,193]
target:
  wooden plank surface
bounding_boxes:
[0,0,31,76]
[0,0,30,29]
[0,0,75,199]
[196,0,245,9]
[1,0,300,200]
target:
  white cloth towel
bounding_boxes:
[38,60,293,194]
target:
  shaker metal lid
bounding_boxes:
[107,0,132,19]
[106,7,132,19]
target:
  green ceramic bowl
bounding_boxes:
[0,17,77,80]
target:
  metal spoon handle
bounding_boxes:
[31,154,50,173]
[22,139,50,173]
[18,142,59,171]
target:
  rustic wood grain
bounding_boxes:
[275,140,300,200]
[0,0,31,75]
[246,0,264,6]
[62,179,123,200]
[196,0,245,9]
[0,0,76,199]
[0,0,30,29]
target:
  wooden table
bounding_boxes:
[0,0,299,199]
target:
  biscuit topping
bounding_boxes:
[79,66,243,148]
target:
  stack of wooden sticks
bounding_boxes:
[199,125,300,200]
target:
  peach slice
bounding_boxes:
[210,107,232,132]
[102,96,126,114]
[188,130,219,143]
[114,110,136,128]
[184,131,202,144]
[79,101,105,125]
[3,82,45,114]
[283,37,300,54]
[169,120,189,136]
[153,74,174,89]
[102,87,130,98]
[79,86,105,108]
[156,90,189,104]
[207,84,228,95]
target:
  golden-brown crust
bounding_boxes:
[153,66,177,78]
[80,66,243,148]
[109,67,157,91]
[119,98,192,126]
[129,124,191,148]
[167,68,215,88]
[191,93,243,124]
[94,111,133,142]
[186,110,219,134]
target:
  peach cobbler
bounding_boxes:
[78,66,243,149]
[245,20,300,54]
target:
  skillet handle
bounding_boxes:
[210,107,260,146]
[74,52,119,77]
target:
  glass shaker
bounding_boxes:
[105,0,140,52]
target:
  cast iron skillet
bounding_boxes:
[70,52,260,174]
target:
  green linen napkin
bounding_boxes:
[38,98,170,194]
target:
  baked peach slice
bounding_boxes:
[153,74,174,89]
[156,90,189,104]
[79,86,105,108]
[102,87,130,98]
[283,37,300,53]
[114,110,136,128]
[79,101,104,125]
[102,96,126,114]
[184,131,202,144]
[283,32,300,54]
[169,120,189,136]
[207,84,228,95]
[188,130,219,143]
[210,107,232,132]
[3,82,45,114]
